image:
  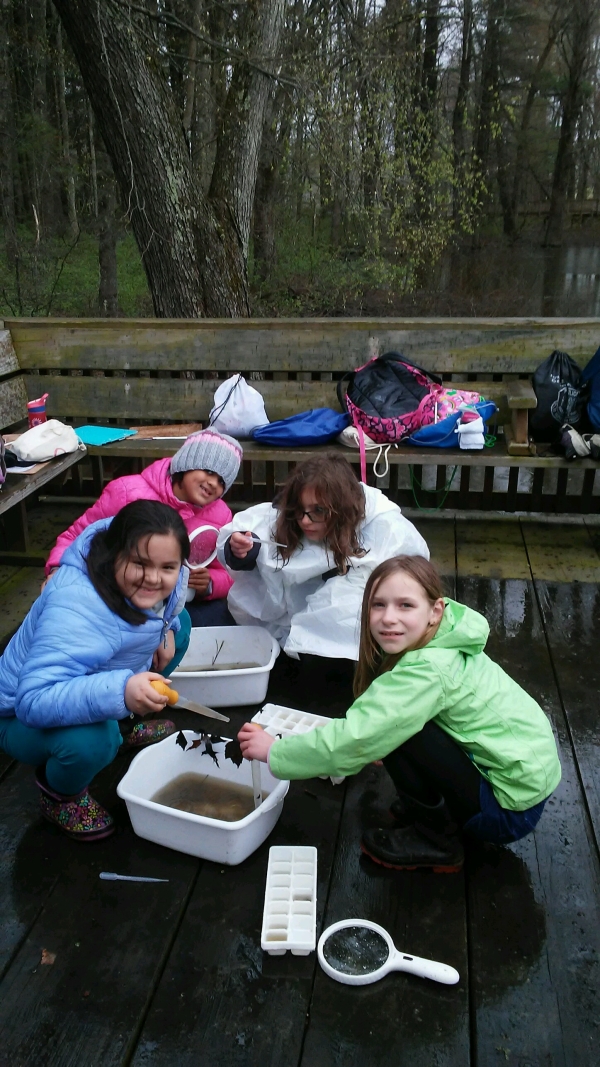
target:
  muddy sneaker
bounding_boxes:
[120,718,177,750]
[361,824,464,873]
[36,771,114,842]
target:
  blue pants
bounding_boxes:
[0,611,192,796]
[0,716,122,795]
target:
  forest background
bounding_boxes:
[1,0,599,320]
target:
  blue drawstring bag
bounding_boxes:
[252,408,350,447]
[406,401,497,447]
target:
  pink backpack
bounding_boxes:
[338,352,483,444]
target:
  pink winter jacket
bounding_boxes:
[45,457,233,600]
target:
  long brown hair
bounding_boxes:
[273,453,366,573]
[353,555,445,697]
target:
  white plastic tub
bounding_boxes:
[173,626,280,707]
[117,731,289,865]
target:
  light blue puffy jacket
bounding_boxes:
[0,519,188,729]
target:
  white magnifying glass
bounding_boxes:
[184,525,220,603]
[317,919,459,987]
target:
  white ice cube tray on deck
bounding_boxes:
[251,703,345,786]
[261,846,317,956]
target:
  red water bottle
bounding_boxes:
[27,393,49,428]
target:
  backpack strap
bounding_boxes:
[337,371,354,411]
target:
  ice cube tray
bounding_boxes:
[261,845,317,956]
[252,702,332,737]
[251,703,345,786]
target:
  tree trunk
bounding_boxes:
[474,0,501,183]
[53,0,284,317]
[545,0,595,247]
[56,21,78,238]
[511,24,559,229]
[98,165,118,316]
[30,0,49,236]
[0,0,19,274]
[452,0,473,221]
[252,90,290,282]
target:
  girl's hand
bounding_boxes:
[187,567,212,594]
[125,672,171,716]
[238,722,274,763]
[230,531,255,559]
[152,630,175,673]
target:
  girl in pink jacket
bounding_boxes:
[46,429,242,627]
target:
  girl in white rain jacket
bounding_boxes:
[217,454,428,705]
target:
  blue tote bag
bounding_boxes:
[252,408,350,447]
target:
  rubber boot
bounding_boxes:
[120,715,177,750]
[35,769,115,842]
[362,794,464,873]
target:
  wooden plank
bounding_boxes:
[9,317,600,375]
[455,519,532,580]
[522,522,600,840]
[456,529,600,1066]
[522,522,600,583]
[0,765,66,981]
[299,766,469,1067]
[412,516,456,577]
[0,376,27,431]
[505,379,537,408]
[23,374,341,422]
[129,775,344,1067]
[80,435,600,473]
[0,756,201,1067]
[0,451,86,518]
[0,330,19,376]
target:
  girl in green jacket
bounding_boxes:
[238,555,561,873]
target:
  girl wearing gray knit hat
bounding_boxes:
[46,428,243,626]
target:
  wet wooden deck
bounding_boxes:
[1,510,599,1067]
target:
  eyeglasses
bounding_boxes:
[289,505,331,524]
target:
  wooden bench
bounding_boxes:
[0,327,85,564]
[4,316,600,515]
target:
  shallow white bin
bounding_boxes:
[173,626,279,707]
[117,732,289,865]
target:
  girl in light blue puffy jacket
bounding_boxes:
[0,500,190,841]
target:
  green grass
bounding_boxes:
[0,228,152,317]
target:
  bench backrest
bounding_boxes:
[0,328,27,432]
[6,317,600,427]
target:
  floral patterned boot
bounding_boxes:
[120,717,177,750]
[36,770,115,841]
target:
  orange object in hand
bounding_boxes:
[149,679,230,722]
[150,679,179,706]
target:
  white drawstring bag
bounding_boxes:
[11,419,82,463]
[209,374,269,438]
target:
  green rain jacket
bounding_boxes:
[268,599,561,811]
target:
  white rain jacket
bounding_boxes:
[216,485,429,660]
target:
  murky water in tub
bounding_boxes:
[323,927,389,976]
[151,773,266,822]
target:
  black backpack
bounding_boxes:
[530,350,584,442]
